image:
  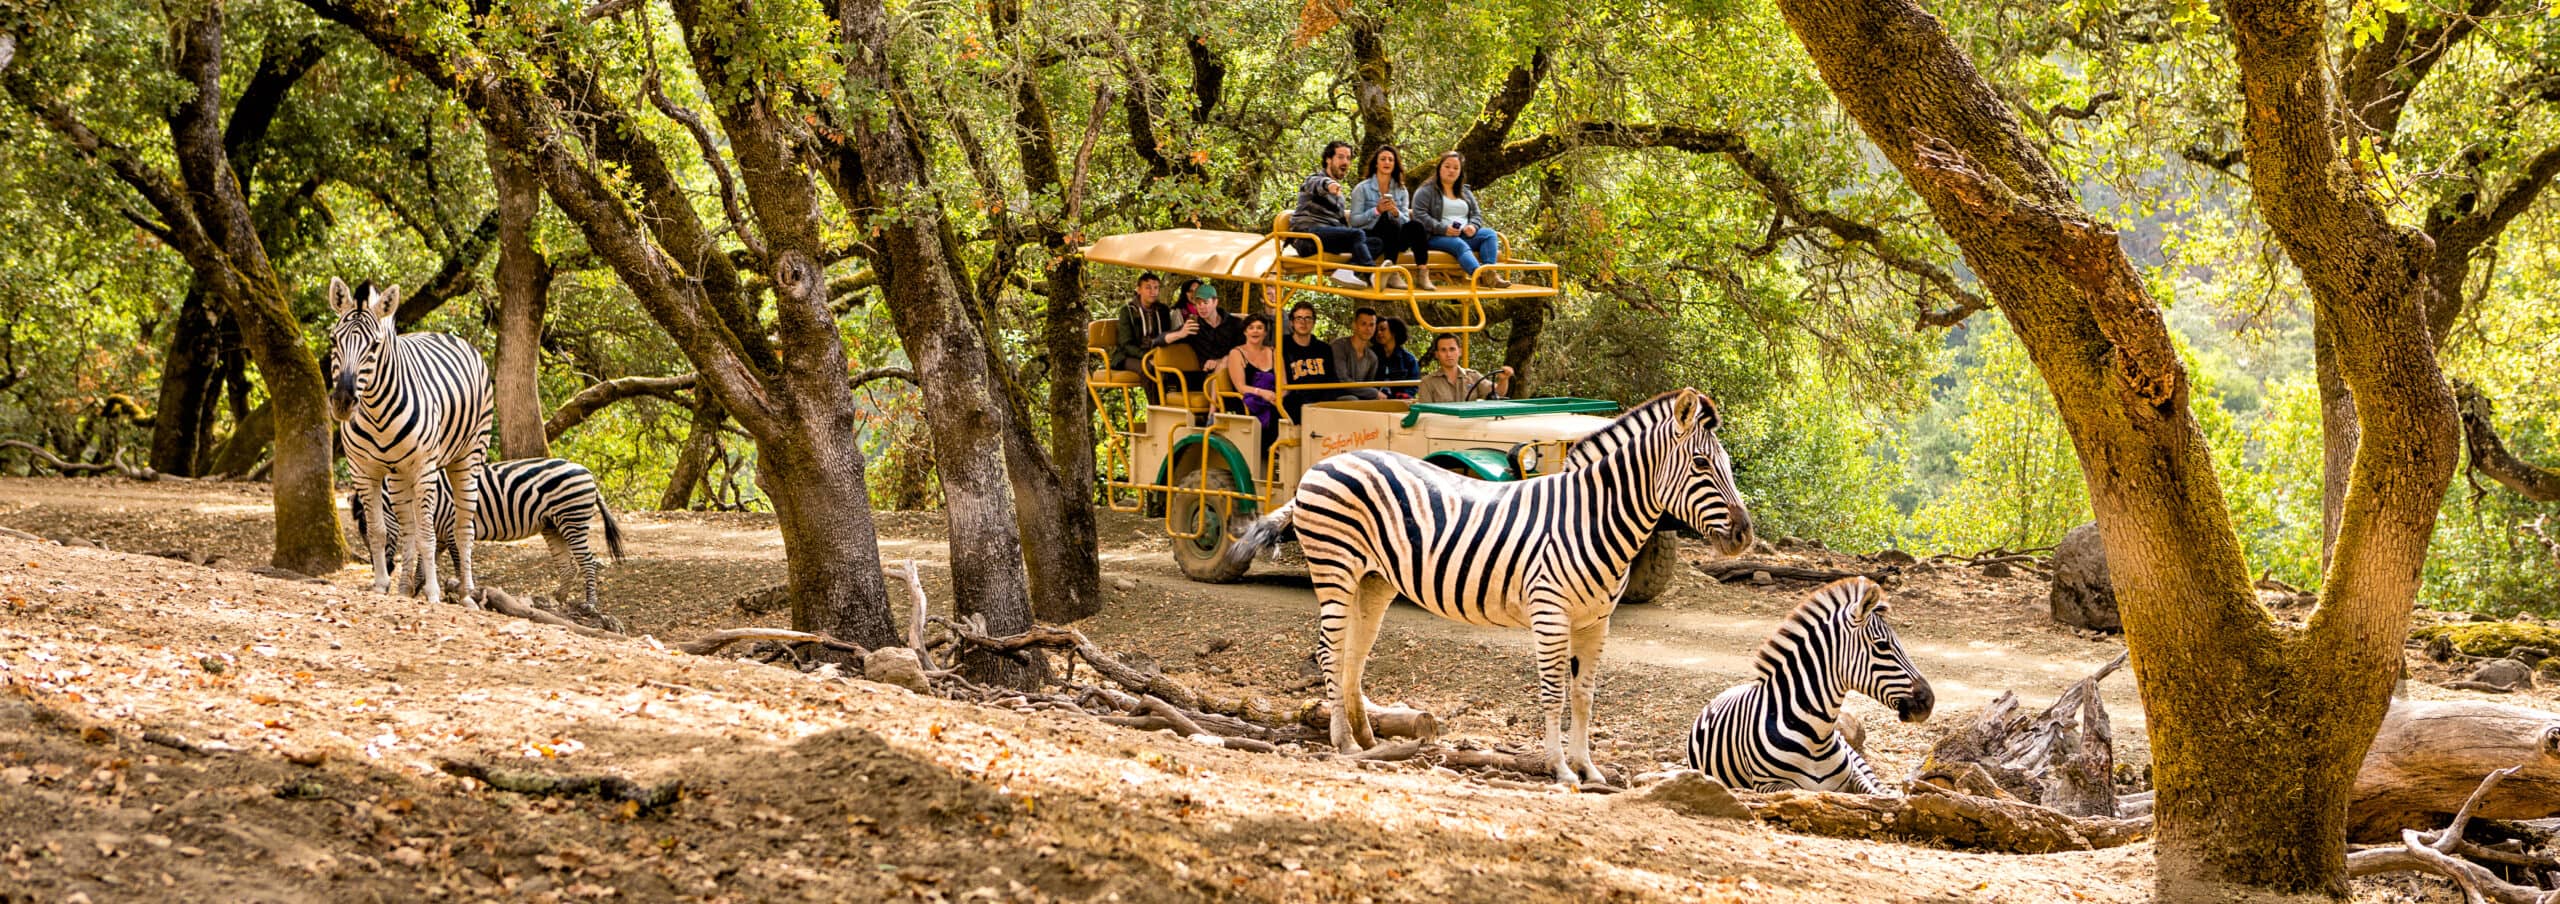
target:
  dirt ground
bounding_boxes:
[0,476,2520,902]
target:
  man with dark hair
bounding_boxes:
[1112,273,1184,402]
[1279,300,1359,420]
[1329,306,1385,400]
[1291,142,1393,290]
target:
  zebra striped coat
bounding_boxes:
[351,458,627,624]
[1686,577,1934,795]
[329,278,493,608]
[1220,389,1755,784]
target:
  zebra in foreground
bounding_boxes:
[1219,389,1755,784]
[1686,576,1934,795]
[351,458,628,626]
[329,278,493,608]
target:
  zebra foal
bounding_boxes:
[351,458,628,625]
[328,278,494,608]
[1220,389,1755,784]
[1685,576,1934,795]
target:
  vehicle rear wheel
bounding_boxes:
[1619,531,1679,605]
[1169,462,1253,583]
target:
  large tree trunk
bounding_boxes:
[1766,0,2459,899]
[757,421,897,647]
[149,283,221,476]
[835,0,1039,687]
[488,132,551,461]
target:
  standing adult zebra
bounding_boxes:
[328,278,493,608]
[1218,389,1755,784]
[351,458,628,626]
[1685,576,1934,795]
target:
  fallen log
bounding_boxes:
[2349,765,2560,904]
[2350,699,2560,842]
[1739,785,2149,854]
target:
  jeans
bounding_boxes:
[1365,218,1433,267]
[1427,228,1500,273]
[1293,226,1376,266]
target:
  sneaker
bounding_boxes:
[1329,269,1368,289]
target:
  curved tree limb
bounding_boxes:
[544,374,700,441]
[2455,383,2560,503]
[396,208,502,324]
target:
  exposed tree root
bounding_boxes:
[1738,784,2150,854]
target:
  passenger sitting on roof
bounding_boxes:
[1413,151,1510,289]
[1331,306,1388,396]
[1280,300,1368,419]
[1175,279,1244,374]
[1113,273,1183,401]
[1415,333,1513,403]
[1348,145,1435,291]
[1375,316,1421,399]
[1292,141,1397,291]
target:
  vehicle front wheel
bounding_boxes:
[1169,462,1253,583]
[1618,531,1679,605]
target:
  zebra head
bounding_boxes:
[1655,389,1756,557]
[327,277,400,422]
[1827,577,1934,723]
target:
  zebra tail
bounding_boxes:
[1216,502,1295,573]
[599,504,628,563]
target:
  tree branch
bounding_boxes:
[396,208,501,324]
[544,374,701,441]
[223,31,327,190]
[2456,383,2560,503]
[1452,47,1551,170]
[2337,0,2502,143]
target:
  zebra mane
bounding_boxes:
[1563,388,1695,465]
[1750,579,1869,683]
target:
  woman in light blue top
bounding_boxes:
[1347,145,1435,290]
[1411,151,1508,288]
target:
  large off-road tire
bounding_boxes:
[1169,462,1253,583]
[1618,531,1680,605]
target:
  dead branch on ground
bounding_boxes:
[678,628,868,657]
[438,759,682,814]
[2348,764,2560,904]
[1738,784,2149,854]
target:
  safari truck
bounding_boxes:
[1081,219,1683,601]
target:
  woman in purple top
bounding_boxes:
[1223,314,1281,445]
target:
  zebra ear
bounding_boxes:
[1697,394,1722,433]
[1672,388,1715,434]
[328,277,356,315]
[1850,578,1888,621]
[368,284,402,322]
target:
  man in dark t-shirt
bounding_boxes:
[1279,301,1353,421]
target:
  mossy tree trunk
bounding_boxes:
[1766,0,2460,899]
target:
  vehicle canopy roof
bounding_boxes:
[1084,228,1282,282]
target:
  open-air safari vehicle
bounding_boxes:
[1081,218,1682,600]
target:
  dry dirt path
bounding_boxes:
[0,476,2168,902]
[0,477,2144,779]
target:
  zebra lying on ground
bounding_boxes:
[1686,576,1934,795]
[350,458,627,627]
[1219,388,1755,784]
[329,278,493,608]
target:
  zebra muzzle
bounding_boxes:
[1894,682,1937,723]
[330,374,358,421]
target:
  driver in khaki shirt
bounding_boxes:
[1414,333,1513,403]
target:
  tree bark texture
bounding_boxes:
[834,0,1040,686]
[985,0,1102,623]
[488,132,551,461]
[1768,0,2459,899]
